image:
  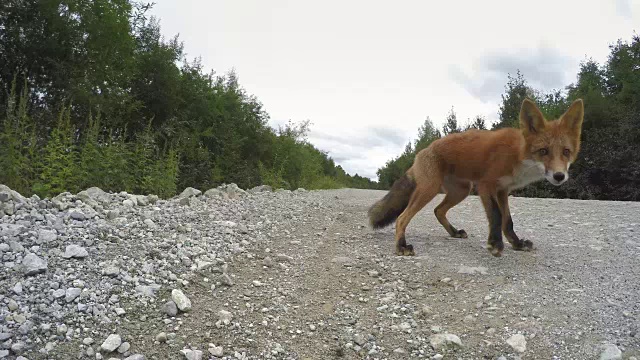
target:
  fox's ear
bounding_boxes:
[519,98,546,134]
[560,98,584,133]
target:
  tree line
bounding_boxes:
[0,0,378,198]
[377,34,640,201]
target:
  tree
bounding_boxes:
[464,115,487,130]
[442,107,461,135]
[33,104,79,197]
[0,0,139,128]
[414,116,441,152]
[0,77,37,195]
[606,34,640,112]
[494,70,535,129]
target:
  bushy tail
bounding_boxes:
[368,172,416,229]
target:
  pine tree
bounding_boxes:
[35,105,80,197]
[79,111,104,190]
[442,107,461,135]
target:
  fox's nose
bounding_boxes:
[553,172,565,182]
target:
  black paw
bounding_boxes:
[396,244,415,256]
[513,239,534,251]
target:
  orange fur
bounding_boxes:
[368,98,584,257]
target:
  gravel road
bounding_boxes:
[1,185,639,360]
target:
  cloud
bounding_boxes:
[449,45,576,103]
[308,126,412,179]
[615,0,633,19]
[310,126,409,149]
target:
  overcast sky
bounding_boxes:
[149,0,639,180]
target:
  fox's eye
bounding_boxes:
[563,149,570,156]
[538,148,548,156]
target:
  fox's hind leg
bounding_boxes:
[394,181,440,256]
[495,190,534,251]
[393,149,443,256]
[434,177,472,239]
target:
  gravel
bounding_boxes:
[0,185,639,359]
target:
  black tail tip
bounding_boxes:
[368,209,396,229]
[367,173,416,230]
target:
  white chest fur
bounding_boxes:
[499,159,546,190]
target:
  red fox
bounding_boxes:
[368,98,584,257]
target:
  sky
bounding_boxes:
[148,0,639,180]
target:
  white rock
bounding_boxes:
[106,209,120,220]
[102,265,120,277]
[79,187,111,205]
[457,265,488,275]
[38,230,57,243]
[22,253,47,276]
[204,188,227,198]
[506,334,527,353]
[53,289,65,298]
[100,334,122,352]
[124,355,145,360]
[62,244,89,259]
[13,282,23,295]
[179,187,202,198]
[156,332,168,343]
[218,310,233,325]
[135,284,161,297]
[135,195,149,206]
[117,342,130,353]
[209,345,223,357]
[171,289,192,312]
[180,349,203,360]
[144,219,156,228]
[429,333,462,350]
[65,287,82,302]
[600,343,622,360]
[196,260,213,271]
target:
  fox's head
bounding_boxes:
[519,98,584,186]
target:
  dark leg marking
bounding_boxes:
[487,196,504,256]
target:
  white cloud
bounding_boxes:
[450,45,577,103]
[616,0,634,19]
[308,126,413,179]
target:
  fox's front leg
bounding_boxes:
[496,190,533,251]
[479,193,504,257]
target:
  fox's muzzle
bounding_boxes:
[545,169,568,186]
